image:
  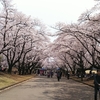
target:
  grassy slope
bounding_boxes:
[0,72,34,89]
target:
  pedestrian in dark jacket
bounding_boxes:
[67,73,70,79]
[50,70,53,78]
[94,69,100,100]
[57,70,61,81]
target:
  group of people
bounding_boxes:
[47,70,53,78]
[46,70,62,81]
[47,69,70,82]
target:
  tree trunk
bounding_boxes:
[7,65,12,74]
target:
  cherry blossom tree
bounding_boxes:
[0,0,50,74]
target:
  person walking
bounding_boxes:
[94,69,100,100]
[57,70,61,81]
[67,72,70,79]
[47,70,50,78]
[60,71,62,79]
[50,70,53,78]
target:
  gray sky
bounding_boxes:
[12,0,96,41]
[12,0,96,24]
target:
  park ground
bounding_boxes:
[0,72,94,90]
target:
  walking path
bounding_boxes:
[0,76,94,100]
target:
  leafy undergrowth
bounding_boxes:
[0,72,35,89]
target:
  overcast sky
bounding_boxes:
[12,0,96,24]
[12,0,97,41]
